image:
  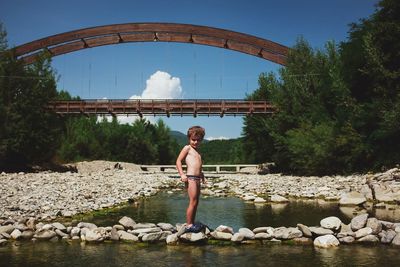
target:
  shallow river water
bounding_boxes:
[1,191,400,267]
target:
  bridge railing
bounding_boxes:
[48,99,275,117]
[140,164,260,173]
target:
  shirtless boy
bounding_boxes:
[176,126,206,232]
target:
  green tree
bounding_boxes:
[243,39,364,175]
[0,23,63,171]
[341,0,400,169]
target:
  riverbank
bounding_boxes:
[1,161,400,248]
[1,160,399,222]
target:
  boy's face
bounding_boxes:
[189,135,202,149]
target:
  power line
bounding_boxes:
[0,75,53,80]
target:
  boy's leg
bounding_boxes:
[186,179,200,225]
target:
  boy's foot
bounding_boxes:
[185,222,204,233]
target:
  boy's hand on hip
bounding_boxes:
[180,175,188,182]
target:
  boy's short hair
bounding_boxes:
[187,126,205,140]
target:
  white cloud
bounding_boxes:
[99,70,183,124]
[136,70,182,99]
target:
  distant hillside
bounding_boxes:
[170,131,188,147]
[170,130,210,147]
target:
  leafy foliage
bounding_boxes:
[200,138,244,164]
[56,117,179,165]
[341,0,400,169]
[0,23,63,171]
[242,0,399,175]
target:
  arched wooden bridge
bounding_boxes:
[14,22,289,66]
[14,23,287,116]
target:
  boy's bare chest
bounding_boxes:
[186,149,202,162]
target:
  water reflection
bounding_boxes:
[338,206,368,220]
[2,235,400,266]
[270,203,288,214]
[70,192,400,231]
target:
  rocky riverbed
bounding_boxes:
[1,161,400,222]
[1,161,400,248]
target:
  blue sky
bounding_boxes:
[1,0,379,139]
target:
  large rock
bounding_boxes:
[110,228,120,241]
[26,218,36,230]
[0,225,15,235]
[34,230,57,240]
[337,223,355,238]
[366,218,382,235]
[373,184,396,202]
[273,227,290,239]
[85,229,103,242]
[215,225,234,234]
[242,195,256,201]
[380,220,395,230]
[339,192,366,206]
[10,229,22,240]
[21,230,34,239]
[351,213,369,231]
[239,228,255,239]
[360,184,374,201]
[132,223,157,230]
[210,231,233,240]
[166,233,179,245]
[272,227,301,239]
[255,232,273,240]
[314,234,340,248]
[320,216,342,231]
[142,232,162,242]
[297,224,312,238]
[70,227,80,237]
[379,230,396,244]
[118,230,138,242]
[118,217,136,230]
[357,235,379,243]
[287,228,303,239]
[159,231,172,241]
[77,222,97,230]
[392,233,400,246]
[132,227,162,235]
[14,223,28,232]
[355,227,373,239]
[253,227,272,234]
[339,236,355,244]
[254,197,267,203]
[52,222,66,231]
[231,232,245,242]
[180,232,207,242]
[270,195,289,203]
[55,229,68,238]
[157,223,175,232]
[309,227,334,236]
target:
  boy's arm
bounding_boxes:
[176,146,189,182]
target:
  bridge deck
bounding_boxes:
[48,99,275,117]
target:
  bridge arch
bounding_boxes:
[14,23,289,66]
